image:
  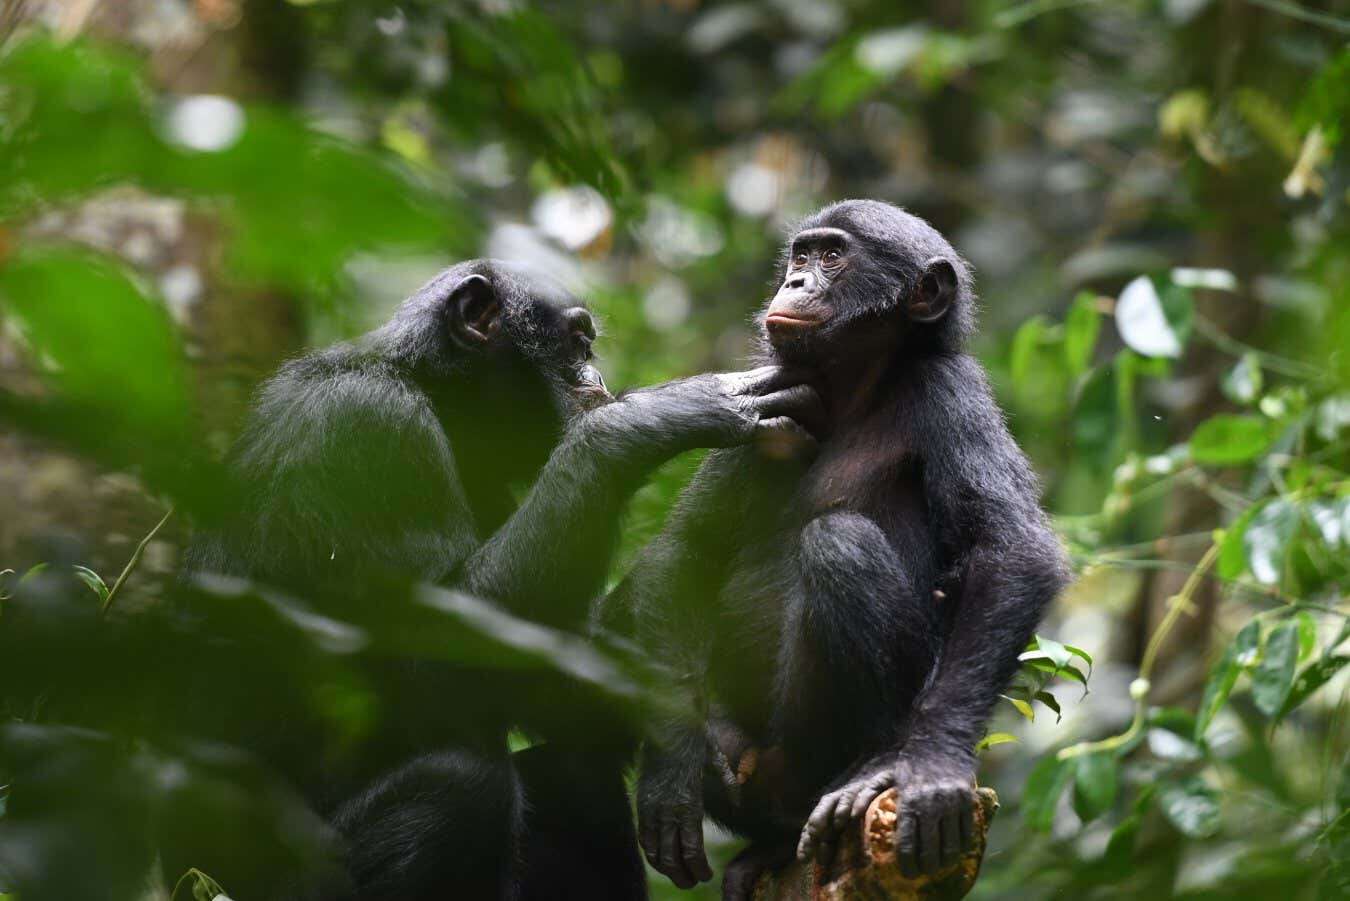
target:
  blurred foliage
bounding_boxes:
[1,1,1348,899]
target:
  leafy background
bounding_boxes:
[0,1,1347,899]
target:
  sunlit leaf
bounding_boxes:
[1004,695,1036,721]
[1252,622,1300,718]
[1297,611,1318,662]
[1190,414,1279,466]
[1218,503,1263,580]
[1159,776,1221,838]
[1244,500,1301,585]
[1148,727,1203,762]
[976,732,1019,751]
[1115,276,1189,358]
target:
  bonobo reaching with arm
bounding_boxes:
[181,260,820,901]
[606,201,1069,898]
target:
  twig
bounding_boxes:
[100,507,173,616]
[1244,0,1350,34]
[1058,544,1219,759]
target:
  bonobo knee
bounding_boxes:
[332,749,522,901]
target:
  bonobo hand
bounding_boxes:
[614,365,824,456]
[637,739,713,889]
[797,748,977,877]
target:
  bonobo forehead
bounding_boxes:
[796,200,958,267]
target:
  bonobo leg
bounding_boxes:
[514,742,648,901]
[330,749,523,901]
[780,512,939,866]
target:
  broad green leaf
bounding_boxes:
[1072,752,1118,824]
[1190,414,1279,466]
[1099,813,1141,881]
[1277,655,1350,721]
[1035,690,1062,723]
[1252,622,1300,717]
[1159,776,1221,838]
[0,251,192,435]
[1244,500,1301,585]
[1308,498,1350,549]
[1023,754,1075,832]
[1064,292,1101,377]
[1115,275,1191,358]
[1196,620,1260,741]
[976,732,1019,751]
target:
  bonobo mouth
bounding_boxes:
[765,313,824,340]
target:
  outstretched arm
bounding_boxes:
[459,367,821,631]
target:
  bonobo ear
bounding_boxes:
[908,257,958,323]
[447,274,501,348]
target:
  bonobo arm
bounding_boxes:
[605,448,758,890]
[896,356,1068,876]
[459,367,820,631]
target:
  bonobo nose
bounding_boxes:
[784,271,815,291]
[564,306,596,341]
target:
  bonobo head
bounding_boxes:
[762,200,975,365]
[377,259,610,423]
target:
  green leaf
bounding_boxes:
[1190,414,1279,465]
[1035,690,1062,723]
[1277,655,1350,721]
[1064,292,1101,377]
[1222,353,1263,405]
[1218,503,1263,580]
[1023,754,1075,832]
[1032,635,1073,668]
[0,250,192,436]
[1297,611,1318,662]
[1252,622,1300,718]
[976,732,1019,751]
[72,565,110,603]
[1004,695,1036,721]
[1159,776,1221,838]
[1099,813,1141,881]
[1244,500,1301,585]
[1072,752,1119,824]
[1063,643,1094,677]
[1196,620,1260,741]
[1148,727,1203,762]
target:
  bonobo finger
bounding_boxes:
[639,811,659,865]
[958,790,975,851]
[896,807,920,878]
[754,416,817,461]
[735,364,815,396]
[851,781,883,820]
[680,817,713,883]
[660,822,693,889]
[798,799,828,861]
[917,804,941,874]
[755,384,827,437]
[938,793,961,870]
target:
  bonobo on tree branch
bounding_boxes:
[604,201,1069,899]
[180,260,821,901]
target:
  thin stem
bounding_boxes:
[1192,314,1324,380]
[1059,544,1220,760]
[100,507,173,616]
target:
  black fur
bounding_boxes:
[609,201,1070,898]
[180,260,823,900]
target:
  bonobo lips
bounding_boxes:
[765,309,824,341]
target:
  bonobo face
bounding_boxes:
[444,263,611,415]
[763,201,969,363]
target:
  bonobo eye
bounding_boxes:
[792,252,809,268]
[822,248,842,266]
